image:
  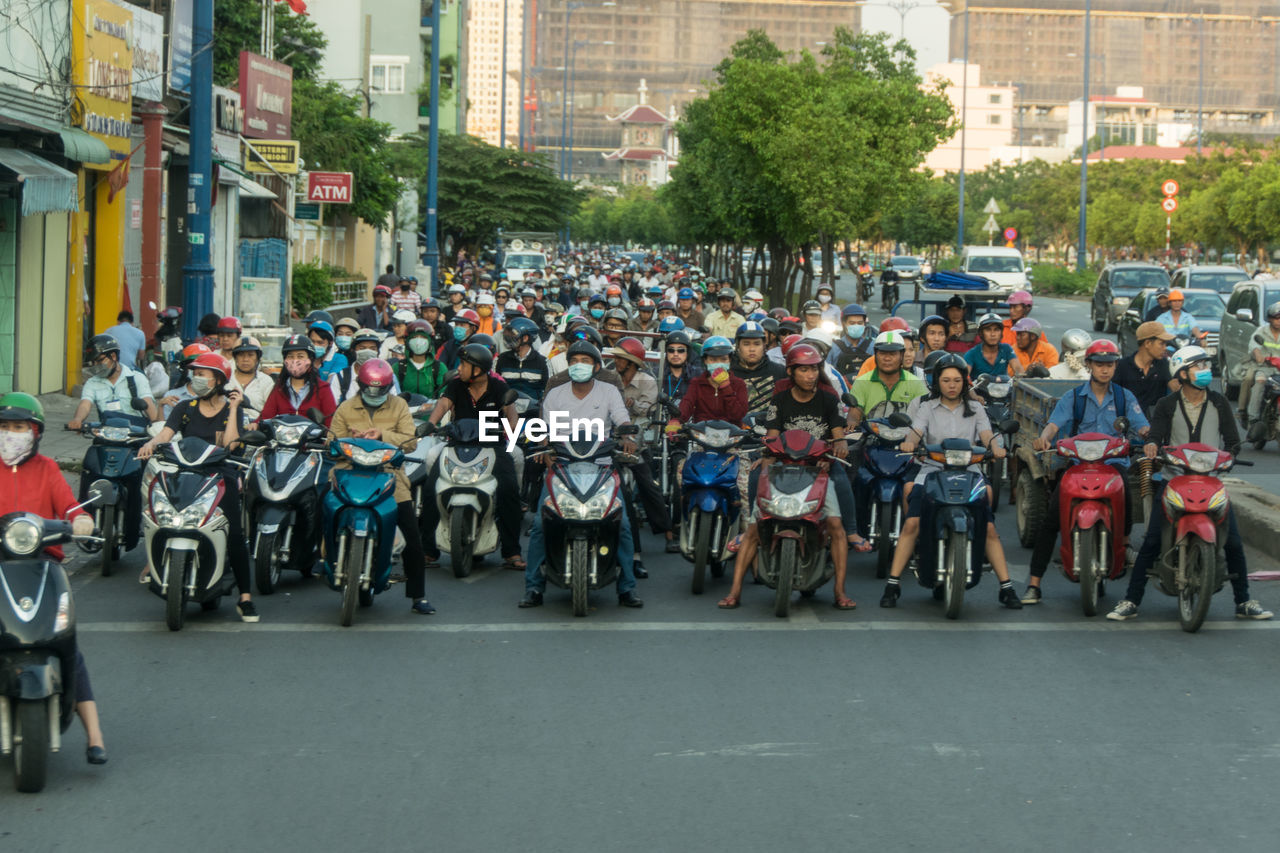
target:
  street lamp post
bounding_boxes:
[940,2,969,252]
[425,0,442,292]
[567,39,614,184]
[1078,0,1091,273]
[500,0,509,148]
[560,1,615,179]
[1197,13,1205,155]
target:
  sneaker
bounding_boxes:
[236,600,260,623]
[1236,600,1274,620]
[1106,599,1139,621]
[879,584,900,608]
[1020,586,1042,605]
[998,587,1024,609]
[1248,421,1266,442]
[518,591,543,608]
[411,599,437,615]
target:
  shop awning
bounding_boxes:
[237,175,278,200]
[0,148,78,215]
[55,128,111,165]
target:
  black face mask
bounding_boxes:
[400,283,410,291]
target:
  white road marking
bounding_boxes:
[459,565,506,584]
[76,619,1280,634]
[654,742,819,758]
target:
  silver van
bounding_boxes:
[1219,277,1280,398]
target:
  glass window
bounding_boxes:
[988,93,1002,104]
[1111,269,1170,290]
[987,114,1001,125]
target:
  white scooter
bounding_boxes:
[426,417,501,577]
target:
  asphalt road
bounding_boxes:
[6,501,1280,852]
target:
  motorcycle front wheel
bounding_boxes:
[1078,526,1101,617]
[875,503,894,579]
[12,698,50,793]
[691,509,711,594]
[165,551,190,632]
[339,536,364,627]
[570,539,590,617]
[774,538,796,618]
[254,528,283,595]
[944,529,967,620]
[1178,535,1216,633]
[98,505,116,577]
[450,510,474,578]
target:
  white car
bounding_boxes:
[958,246,1032,292]
[503,251,548,286]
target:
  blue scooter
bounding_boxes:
[854,411,916,579]
[678,420,754,594]
[74,404,150,576]
[915,438,990,620]
[322,426,427,627]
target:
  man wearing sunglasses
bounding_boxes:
[68,334,160,430]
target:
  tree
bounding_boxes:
[880,173,955,258]
[213,0,326,86]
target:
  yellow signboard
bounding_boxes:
[243,140,301,174]
[72,0,134,169]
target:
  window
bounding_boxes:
[987,114,1001,125]
[988,93,1002,104]
[370,55,409,94]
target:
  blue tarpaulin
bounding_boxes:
[924,269,993,290]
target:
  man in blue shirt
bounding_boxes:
[1153,288,1205,342]
[103,310,147,369]
[963,313,1022,378]
[1021,340,1149,604]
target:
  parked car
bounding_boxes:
[1170,264,1249,296]
[890,255,923,281]
[1119,287,1226,361]
[958,246,1032,292]
[1218,277,1280,399]
[1091,262,1169,333]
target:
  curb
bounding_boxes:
[1224,478,1280,544]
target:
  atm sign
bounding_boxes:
[306,172,354,204]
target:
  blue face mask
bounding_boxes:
[579,300,590,311]
[335,335,352,350]
[453,326,468,342]
[1191,367,1212,388]
[590,308,605,319]
[568,363,594,383]
[845,323,865,340]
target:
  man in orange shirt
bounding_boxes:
[1001,290,1034,347]
[474,292,504,340]
[1011,317,1058,373]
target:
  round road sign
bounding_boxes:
[1162,179,1180,197]
[1003,227,1018,241]
[1161,197,1179,213]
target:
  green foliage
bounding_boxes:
[213,0,326,86]
[880,173,956,256]
[1029,264,1093,295]
[389,133,582,254]
[291,261,332,313]
[571,187,676,247]
[291,79,402,226]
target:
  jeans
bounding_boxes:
[747,462,857,536]
[1124,483,1249,605]
[524,484,636,595]
[1029,467,1133,580]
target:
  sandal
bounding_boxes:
[726,534,744,554]
[833,595,858,610]
[717,595,741,609]
[423,556,441,571]
[848,535,873,553]
[502,556,527,571]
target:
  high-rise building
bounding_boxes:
[465,0,525,146]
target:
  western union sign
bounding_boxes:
[243,139,300,174]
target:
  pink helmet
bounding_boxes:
[357,358,395,391]
[1008,290,1033,306]
[1012,317,1042,335]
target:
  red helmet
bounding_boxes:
[780,333,804,357]
[879,317,911,333]
[189,352,230,382]
[455,309,481,327]
[1084,340,1121,363]
[181,342,212,363]
[373,284,392,297]
[357,357,395,389]
[612,337,648,366]
[216,316,242,334]
[606,284,623,297]
[785,343,823,368]
[636,297,656,310]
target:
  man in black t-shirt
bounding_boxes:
[423,342,524,571]
[1114,321,1176,417]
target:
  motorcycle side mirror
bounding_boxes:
[503,389,519,407]
[240,430,268,446]
[306,407,326,426]
[999,418,1020,435]
[87,479,117,506]
[1114,417,1130,435]
[616,424,639,437]
[131,398,150,412]
[887,412,912,428]
[841,392,858,407]
[415,420,434,438]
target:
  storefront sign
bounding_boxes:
[306,172,354,204]
[131,5,165,101]
[73,0,134,167]
[243,140,300,174]
[168,0,193,94]
[294,203,320,221]
[213,87,243,162]
[239,51,293,140]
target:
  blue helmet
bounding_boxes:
[735,321,766,341]
[841,304,867,319]
[658,316,685,335]
[677,287,695,300]
[747,310,768,322]
[702,335,733,357]
[646,284,663,297]
[309,320,335,341]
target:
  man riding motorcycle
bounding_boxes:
[69,334,159,430]
[732,322,786,417]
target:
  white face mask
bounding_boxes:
[818,294,832,304]
[0,430,35,466]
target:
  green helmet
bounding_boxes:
[0,392,45,432]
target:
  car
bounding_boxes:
[1170,264,1249,296]
[958,246,1032,292]
[1118,287,1225,361]
[1091,262,1169,334]
[890,255,923,281]
[502,251,548,285]
[1218,277,1280,399]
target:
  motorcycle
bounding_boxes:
[853,411,915,579]
[912,438,990,619]
[535,426,637,616]
[428,418,502,577]
[678,420,754,594]
[972,375,1018,510]
[1053,431,1133,617]
[142,437,247,631]
[880,276,900,311]
[323,426,429,626]
[242,414,328,594]
[656,394,688,529]
[754,429,846,618]
[74,403,150,575]
[858,272,875,302]
[0,482,111,793]
[1150,443,1246,632]
[1248,355,1280,449]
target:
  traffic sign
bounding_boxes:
[1162,197,1179,213]
[306,171,354,204]
[1004,227,1018,241]
[294,203,320,221]
[983,197,1002,215]
[983,214,999,232]
[1162,179,1180,197]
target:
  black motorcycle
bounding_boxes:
[972,375,1018,511]
[74,402,150,575]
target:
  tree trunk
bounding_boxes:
[748,243,761,292]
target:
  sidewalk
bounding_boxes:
[37,392,88,472]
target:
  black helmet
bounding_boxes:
[566,340,602,366]
[665,329,692,349]
[922,349,948,379]
[931,352,969,387]
[760,317,780,336]
[459,342,494,373]
[568,324,605,349]
[281,334,315,358]
[87,334,121,359]
[469,333,498,357]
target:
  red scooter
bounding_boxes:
[1054,432,1131,616]
[1151,443,1242,632]
[754,429,843,618]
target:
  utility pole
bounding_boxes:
[500,0,509,147]
[182,0,214,340]
[1077,0,1091,273]
[425,0,442,293]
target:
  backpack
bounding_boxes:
[1069,382,1132,436]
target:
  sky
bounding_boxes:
[860,1,952,72]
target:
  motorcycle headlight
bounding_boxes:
[697,428,731,448]
[2,516,42,556]
[762,492,820,519]
[944,448,973,467]
[876,425,910,441]
[1073,439,1108,462]
[1163,487,1186,515]
[54,591,73,634]
[149,489,178,525]
[550,481,613,520]
[1184,450,1220,474]
[444,455,491,485]
[178,490,219,528]
[272,422,307,446]
[96,426,131,442]
[984,382,1011,399]
[344,444,395,467]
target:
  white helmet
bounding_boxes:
[744,289,764,302]
[392,309,416,324]
[1060,328,1092,354]
[1169,345,1211,376]
[475,292,496,306]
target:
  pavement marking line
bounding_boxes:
[77,619,1280,634]
[459,565,506,584]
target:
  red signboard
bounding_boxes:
[1162,197,1178,213]
[1003,227,1018,241]
[1162,179,1180,197]
[239,51,293,140]
[307,171,354,204]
